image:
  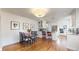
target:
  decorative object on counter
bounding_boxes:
[11,21,20,30]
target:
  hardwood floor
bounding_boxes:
[3,38,72,51]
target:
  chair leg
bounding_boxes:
[32,39,36,44]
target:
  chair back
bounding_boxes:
[31,31,37,37]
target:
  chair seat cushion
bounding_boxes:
[25,39,28,41]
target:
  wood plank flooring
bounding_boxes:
[3,38,72,51]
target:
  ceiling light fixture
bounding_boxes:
[31,8,48,17]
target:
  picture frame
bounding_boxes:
[59,28,64,33]
[30,24,34,29]
[23,23,29,30]
[11,21,20,30]
[52,25,57,32]
[63,25,67,29]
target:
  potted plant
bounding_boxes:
[27,29,31,32]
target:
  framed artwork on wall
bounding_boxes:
[23,23,29,30]
[63,25,67,29]
[11,21,20,30]
[52,25,57,32]
[30,24,34,29]
[59,28,64,33]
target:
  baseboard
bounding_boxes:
[3,42,20,49]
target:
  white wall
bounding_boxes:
[0,11,38,47]
[76,9,79,28]
[66,9,79,50]
[71,9,76,27]
[0,15,1,47]
[0,9,2,48]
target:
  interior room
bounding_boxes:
[0,8,79,51]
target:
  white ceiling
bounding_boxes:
[1,8,74,22]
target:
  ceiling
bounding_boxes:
[1,8,74,22]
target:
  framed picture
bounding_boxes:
[11,21,20,30]
[52,25,57,32]
[59,28,64,33]
[76,28,79,34]
[30,24,34,29]
[63,25,67,29]
[23,23,29,30]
